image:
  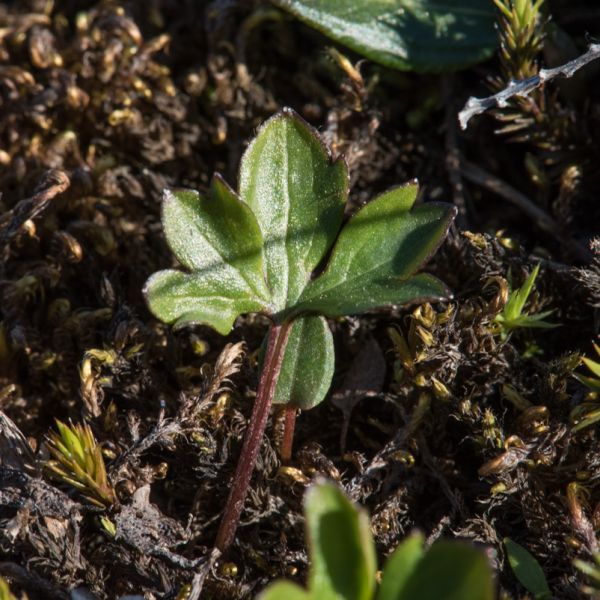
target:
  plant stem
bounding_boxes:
[214,319,292,553]
[280,406,297,464]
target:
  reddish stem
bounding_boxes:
[215,320,292,553]
[280,406,297,464]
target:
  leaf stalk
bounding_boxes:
[215,319,293,552]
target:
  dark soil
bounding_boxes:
[0,1,599,599]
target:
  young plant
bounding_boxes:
[570,342,600,433]
[45,420,116,508]
[261,480,494,600]
[492,264,557,341]
[143,108,455,552]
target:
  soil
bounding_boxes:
[0,1,599,599]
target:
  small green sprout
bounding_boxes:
[260,480,494,600]
[492,264,558,341]
[46,420,116,508]
[575,343,600,393]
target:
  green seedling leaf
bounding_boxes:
[291,185,455,318]
[397,540,494,600]
[260,581,311,600]
[493,264,558,341]
[504,538,551,599]
[377,533,425,600]
[305,480,376,600]
[239,108,348,309]
[272,316,334,410]
[274,0,497,73]
[144,176,271,334]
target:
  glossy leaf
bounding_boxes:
[145,108,455,342]
[259,581,311,600]
[397,540,494,600]
[272,316,334,410]
[239,107,348,309]
[305,481,376,600]
[292,185,456,318]
[377,533,425,600]
[274,0,497,73]
[144,269,265,335]
[144,176,271,334]
[504,538,551,599]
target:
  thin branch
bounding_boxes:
[461,159,592,262]
[459,43,600,129]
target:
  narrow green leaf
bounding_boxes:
[305,481,376,600]
[143,269,265,335]
[163,177,271,302]
[504,538,551,599]
[292,187,456,317]
[582,356,600,379]
[272,316,335,410]
[397,541,494,600]
[274,0,497,73]
[259,581,312,600]
[239,108,348,309]
[377,533,425,600]
[504,264,540,321]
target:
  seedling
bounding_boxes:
[260,480,494,600]
[144,108,455,552]
[492,264,557,341]
[45,419,116,508]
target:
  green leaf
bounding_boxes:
[259,581,312,600]
[504,538,551,599]
[377,533,425,600]
[504,264,540,321]
[291,185,456,318]
[305,481,376,600]
[272,316,335,409]
[397,540,494,600]
[143,269,265,335]
[274,0,497,73]
[144,176,271,334]
[239,108,348,309]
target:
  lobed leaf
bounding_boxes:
[239,108,348,309]
[274,0,497,73]
[290,185,456,318]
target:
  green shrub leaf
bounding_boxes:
[274,0,497,72]
[377,533,425,600]
[259,581,311,600]
[504,538,551,599]
[272,316,334,410]
[305,481,376,600]
[397,540,494,600]
[291,185,455,317]
[239,108,348,309]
